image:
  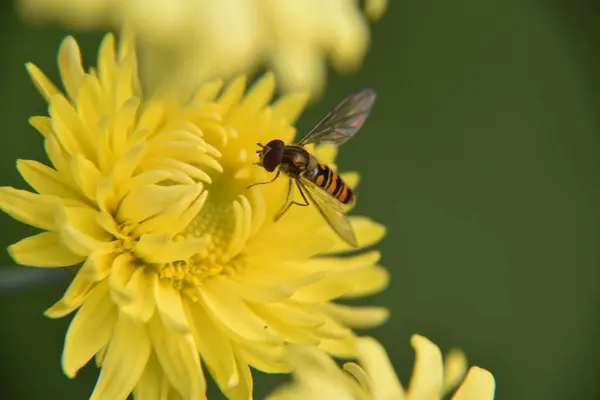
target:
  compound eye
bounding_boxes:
[262,140,284,172]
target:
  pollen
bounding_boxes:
[159,259,224,293]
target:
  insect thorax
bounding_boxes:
[280,146,316,177]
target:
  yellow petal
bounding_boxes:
[70,154,102,201]
[319,303,389,328]
[90,315,152,400]
[57,206,112,241]
[291,274,351,303]
[451,367,496,400]
[406,334,444,399]
[44,269,95,318]
[237,342,290,373]
[118,184,196,225]
[365,0,388,21]
[199,280,277,344]
[134,183,205,236]
[293,250,381,272]
[50,93,94,159]
[340,265,390,298]
[443,349,468,396]
[148,317,205,400]
[194,79,224,102]
[25,62,60,103]
[323,217,386,254]
[97,33,116,94]
[251,303,319,346]
[62,282,117,378]
[17,159,80,199]
[135,233,207,264]
[112,97,141,156]
[112,142,146,186]
[0,187,57,230]
[9,231,84,267]
[154,278,190,333]
[108,253,135,305]
[242,72,275,115]
[218,75,246,111]
[271,92,309,124]
[355,337,404,399]
[224,353,253,400]
[313,145,338,166]
[58,36,85,102]
[340,172,360,189]
[79,250,115,282]
[184,299,239,392]
[29,115,54,137]
[121,267,156,323]
[133,352,169,400]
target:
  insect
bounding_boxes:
[249,88,377,248]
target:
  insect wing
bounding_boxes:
[298,176,358,248]
[298,88,376,147]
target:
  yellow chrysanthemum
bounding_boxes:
[268,335,496,400]
[18,0,387,96]
[0,32,388,400]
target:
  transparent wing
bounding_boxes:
[298,176,358,248]
[298,88,376,146]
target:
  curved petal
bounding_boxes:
[148,317,205,400]
[9,231,85,267]
[451,367,496,400]
[62,282,117,378]
[0,187,57,230]
[355,337,404,399]
[405,335,444,399]
[154,278,190,333]
[90,315,152,400]
[184,299,239,392]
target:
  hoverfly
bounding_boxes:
[248,88,376,248]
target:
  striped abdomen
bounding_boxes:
[310,163,354,204]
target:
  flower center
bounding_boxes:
[156,178,247,296]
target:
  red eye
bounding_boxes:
[261,140,284,172]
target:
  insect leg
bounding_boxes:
[247,170,280,189]
[274,179,310,221]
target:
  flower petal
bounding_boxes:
[90,315,152,400]
[58,36,85,102]
[339,265,390,298]
[148,317,205,400]
[323,217,386,254]
[62,282,117,378]
[199,280,277,344]
[121,267,156,323]
[184,298,239,392]
[25,62,61,103]
[356,337,404,399]
[154,278,190,333]
[319,303,389,328]
[9,231,84,267]
[135,233,207,264]
[17,159,81,199]
[451,367,496,400]
[271,92,309,124]
[405,334,444,399]
[133,352,169,400]
[442,349,468,396]
[0,187,57,230]
[44,269,95,318]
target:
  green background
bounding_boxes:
[1,0,599,398]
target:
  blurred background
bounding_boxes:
[1,0,599,399]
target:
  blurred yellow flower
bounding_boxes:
[0,31,388,400]
[18,0,387,97]
[268,335,496,400]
